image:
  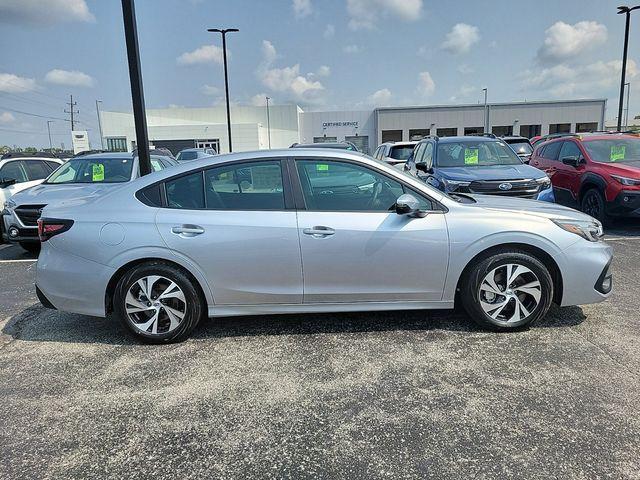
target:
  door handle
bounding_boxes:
[303,226,335,237]
[171,225,205,237]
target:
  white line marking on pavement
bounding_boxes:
[606,236,640,241]
[0,259,37,263]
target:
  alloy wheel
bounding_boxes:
[583,191,601,218]
[478,264,542,324]
[125,275,187,335]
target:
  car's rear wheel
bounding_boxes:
[114,262,203,343]
[461,252,553,330]
[19,241,40,254]
[581,188,610,225]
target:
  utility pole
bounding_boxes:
[207,27,239,153]
[95,100,104,150]
[64,94,78,130]
[46,121,54,150]
[616,5,640,131]
[482,88,488,133]
[265,96,271,149]
[624,82,631,129]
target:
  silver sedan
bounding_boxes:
[35,149,613,343]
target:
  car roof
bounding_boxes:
[422,135,503,144]
[72,152,133,160]
[383,141,419,147]
[291,142,354,149]
[0,156,63,162]
[501,136,530,142]
[179,148,208,152]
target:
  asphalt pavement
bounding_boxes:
[0,225,639,479]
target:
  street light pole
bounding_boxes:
[46,121,53,150]
[95,100,104,150]
[207,27,239,153]
[624,82,631,129]
[482,88,488,133]
[265,96,271,149]
[617,5,640,131]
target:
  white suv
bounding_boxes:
[372,141,418,169]
[0,153,63,245]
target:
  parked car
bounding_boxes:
[501,136,534,162]
[176,148,216,162]
[3,152,176,252]
[290,141,359,151]
[0,153,64,244]
[403,136,554,202]
[531,133,577,148]
[529,133,640,223]
[35,148,611,343]
[372,141,419,169]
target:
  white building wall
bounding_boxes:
[299,110,376,153]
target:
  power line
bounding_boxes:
[0,105,71,122]
[0,127,72,136]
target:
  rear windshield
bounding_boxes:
[506,141,533,155]
[177,151,198,161]
[46,157,133,184]
[388,146,415,160]
[436,140,523,167]
[582,138,640,163]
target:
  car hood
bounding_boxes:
[438,163,545,181]
[467,194,595,222]
[10,183,123,207]
[600,160,640,178]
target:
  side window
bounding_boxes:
[165,171,205,209]
[373,147,381,160]
[23,160,52,180]
[422,143,434,168]
[558,141,582,160]
[45,161,61,172]
[0,161,28,184]
[204,161,285,210]
[542,141,562,161]
[412,143,424,164]
[150,159,164,172]
[296,159,432,212]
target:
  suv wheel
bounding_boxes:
[114,262,203,343]
[461,252,553,330]
[581,188,610,225]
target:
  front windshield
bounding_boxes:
[507,141,533,155]
[177,151,198,161]
[582,138,640,163]
[388,146,415,160]
[46,157,133,184]
[437,140,523,167]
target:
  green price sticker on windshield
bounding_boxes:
[464,148,479,165]
[316,164,329,171]
[610,145,625,162]
[92,163,105,182]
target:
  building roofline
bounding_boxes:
[375,98,608,112]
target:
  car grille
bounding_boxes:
[14,204,47,227]
[466,180,540,199]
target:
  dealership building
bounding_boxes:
[101,98,606,156]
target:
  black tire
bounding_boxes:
[581,188,611,226]
[114,261,204,344]
[460,251,554,331]
[19,241,41,254]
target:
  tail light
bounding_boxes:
[37,218,74,242]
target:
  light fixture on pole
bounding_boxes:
[95,100,104,150]
[616,5,640,131]
[265,96,271,149]
[207,27,239,153]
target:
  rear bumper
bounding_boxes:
[606,190,640,217]
[559,240,613,306]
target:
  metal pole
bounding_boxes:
[482,88,488,133]
[624,82,631,129]
[46,121,53,150]
[266,96,271,149]
[121,0,152,175]
[95,100,104,150]
[618,11,631,131]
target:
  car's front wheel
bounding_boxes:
[581,188,611,225]
[461,252,553,330]
[114,262,204,343]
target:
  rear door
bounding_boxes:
[293,158,449,303]
[156,159,303,305]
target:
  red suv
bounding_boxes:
[530,133,640,223]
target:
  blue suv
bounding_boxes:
[404,135,554,202]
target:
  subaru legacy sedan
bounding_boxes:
[36,149,612,343]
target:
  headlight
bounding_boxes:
[552,218,603,242]
[611,174,640,186]
[441,178,471,191]
[3,199,16,211]
[536,176,552,190]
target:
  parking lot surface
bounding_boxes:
[1,223,639,479]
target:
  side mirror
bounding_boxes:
[561,156,582,167]
[415,162,433,174]
[0,178,16,188]
[395,194,427,218]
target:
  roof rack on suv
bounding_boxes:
[1,151,59,160]
[466,133,496,138]
[73,149,107,157]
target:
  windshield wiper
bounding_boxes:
[449,192,476,203]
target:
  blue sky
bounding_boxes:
[0,0,638,148]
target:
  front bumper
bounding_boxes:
[606,190,640,217]
[1,208,39,243]
[559,240,613,307]
[535,185,555,203]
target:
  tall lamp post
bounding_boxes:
[207,27,239,153]
[265,96,271,149]
[95,100,104,150]
[624,82,631,129]
[482,88,488,133]
[46,121,54,150]
[617,5,640,131]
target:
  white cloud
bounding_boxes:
[449,85,477,102]
[317,65,331,77]
[0,112,16,124]
[367,88,393,106]
[44,69,94,87]
[441,23,480,55]
[521,59,638,97]
[537,21,607,64]
[262,40,278,64]
[292,0,312,18]
[417,71,435,97]
[343,44,362,54]
[177,45,224,66]
[201,84,220,96]
[0,73,38,93]
[250,93,270,107]
[347,0,422,30]
[0,0,94,26]
[457,64,474,75]
[324,24,335,39]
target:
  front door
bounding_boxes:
[156,160,302,305]
[555,140,585,204]
[293,159,449,303]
